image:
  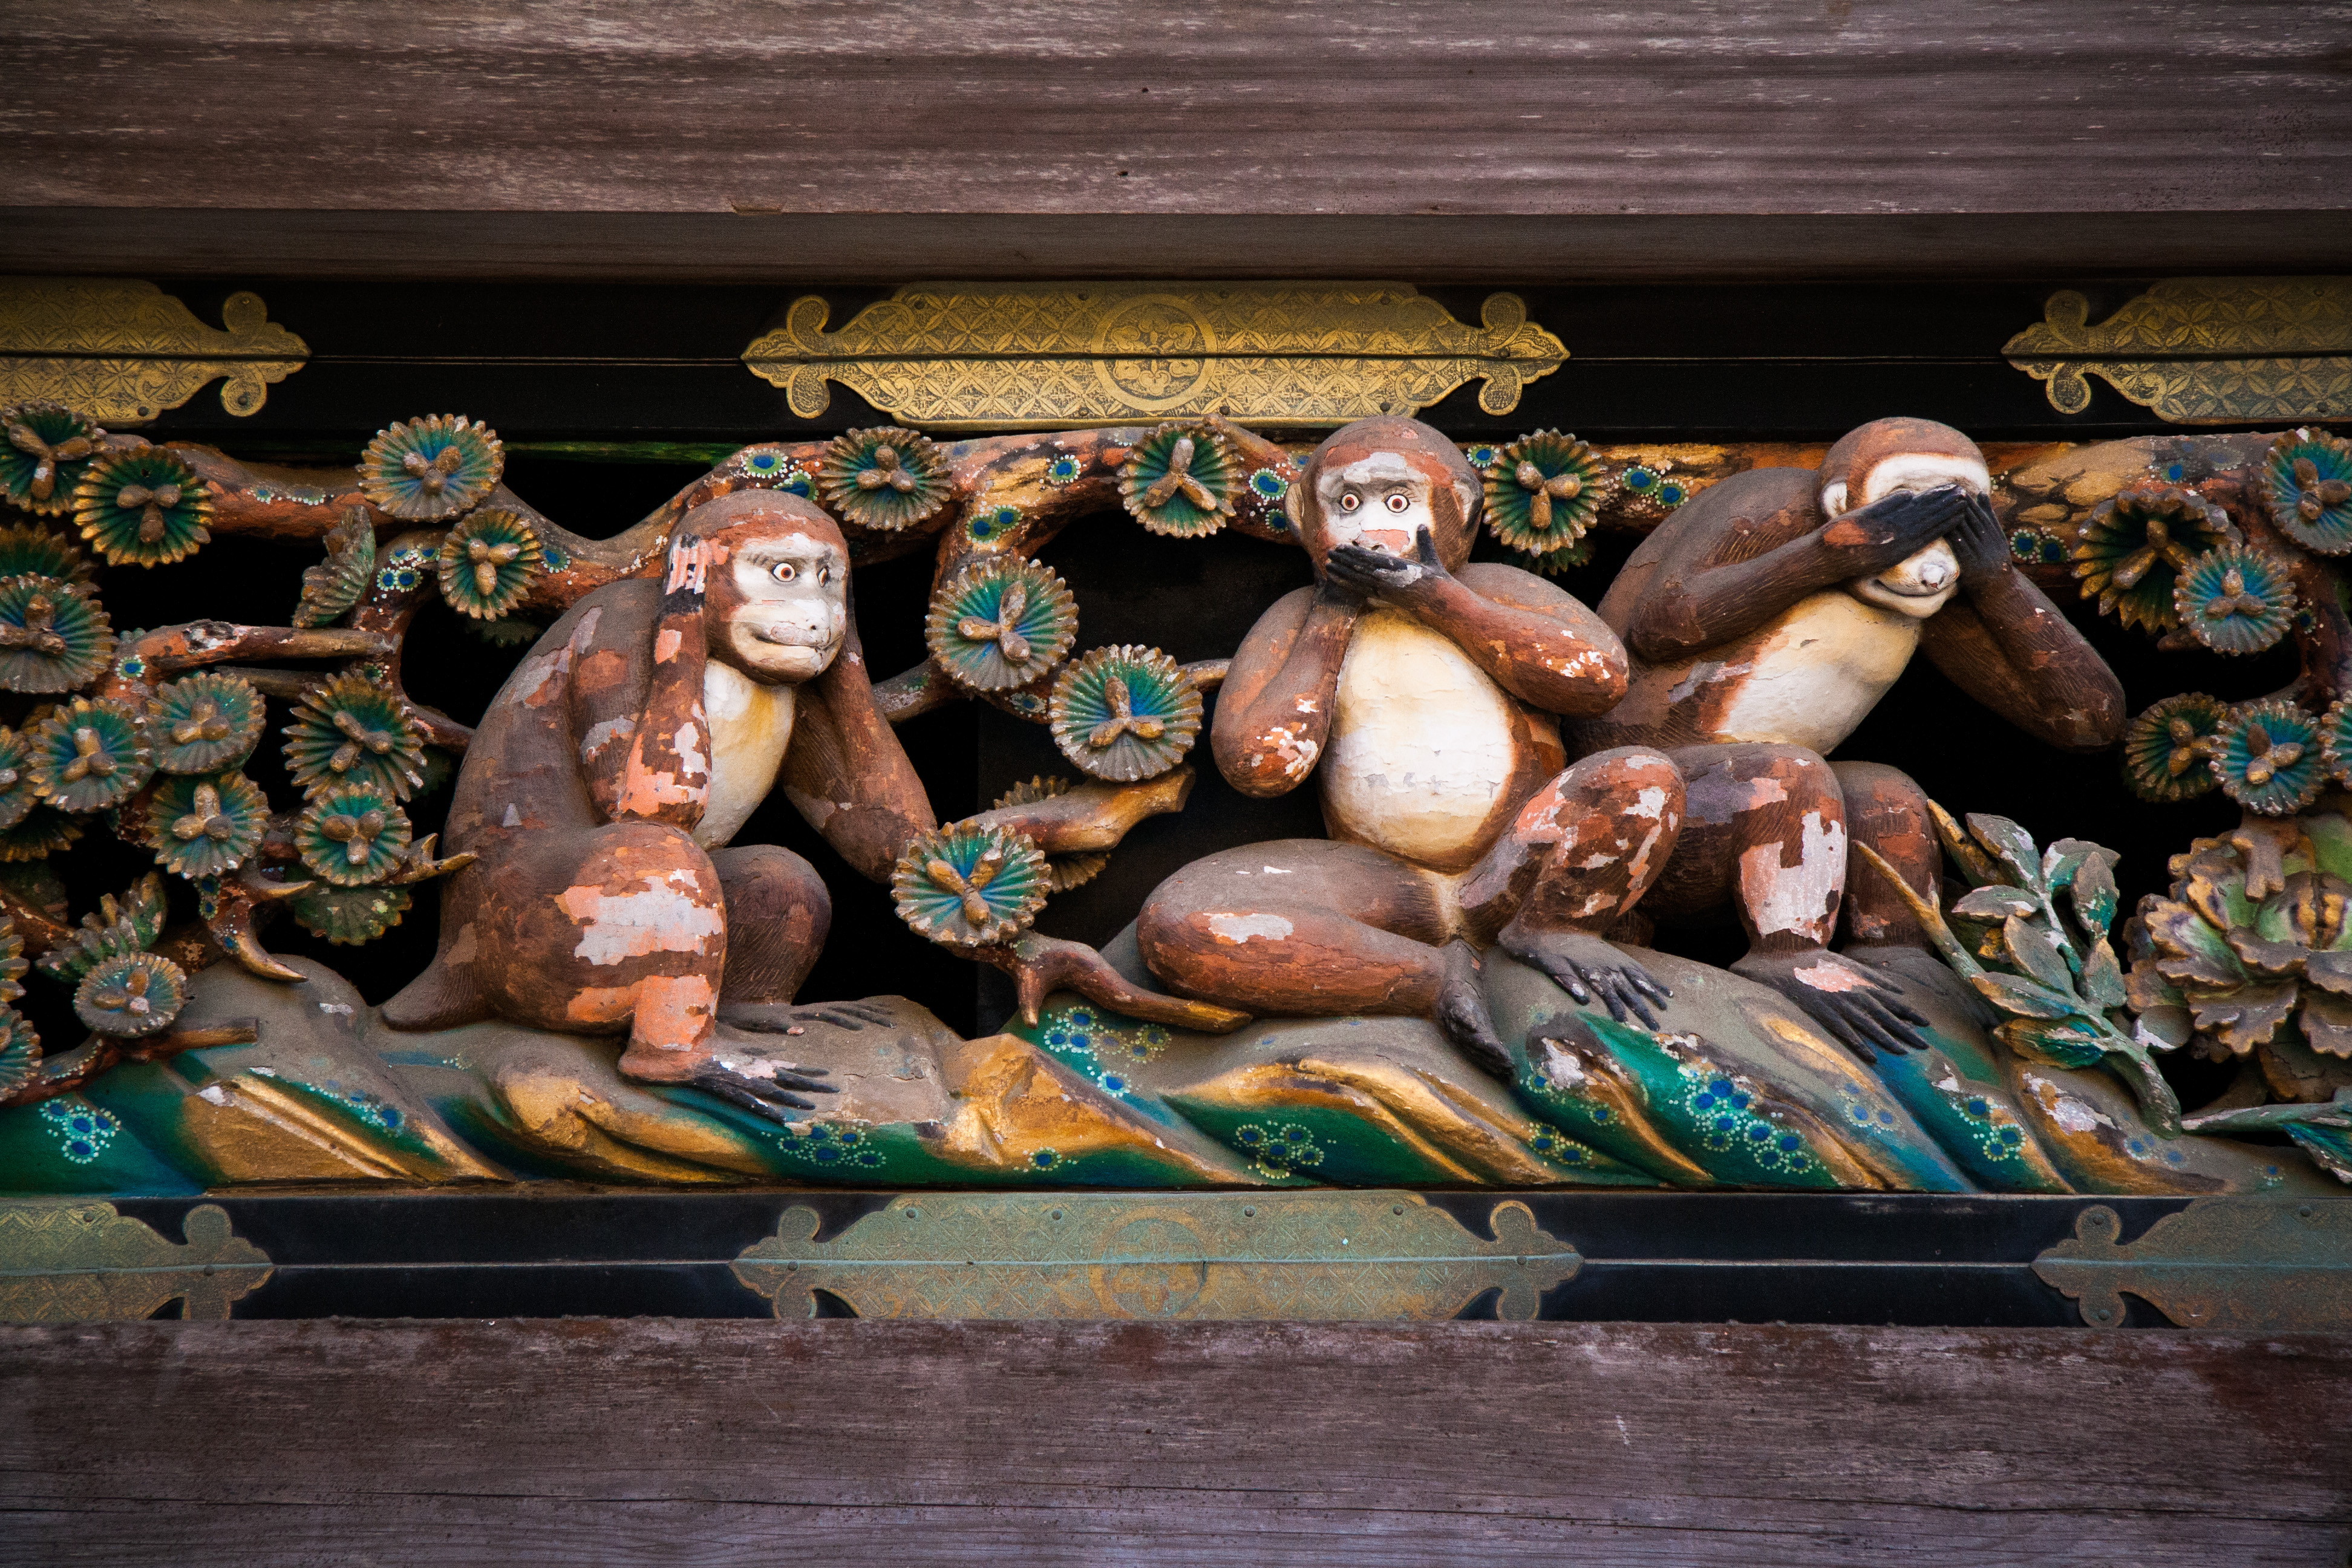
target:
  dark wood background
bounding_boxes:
[4,1318,2347,1566]
[3,2,2348,281]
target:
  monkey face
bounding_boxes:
[1848,537,1961,618]
[696,512,849,685]
[1820,417,1985,618]
[1289,416,1479,574]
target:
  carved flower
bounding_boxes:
[2210,699,2325,817]
[0,1005,39,1099]
[923,557,1079,693]
[2070,485,2236,635]
[436,508,544,620]
[891,822,1050,947]
[816,427,953,532]
[993,775,1111,892]
[0,727,36,833]
[73,950,187,1038]
[0,913,25,1006]
[72,448,213,567]
[146,673,266,774]
[1483,429,1608,558]
[292,509,377,629]
[359,414,504,521]
[295,782,413,886]
[2173,544,2295,656]
[2323,697,2352,791]
[1049,644,1202,782]
[290,883,414,946]
[145,771,269,880]
[1614,462,1690,520]
[27,697,152,813]
[0,807,81,862]
[2134,817,2352,1060]
[2121,692,2228,803]
[0,403,103,516]
[1119,423,1236,538]
[0,574,113,693]
[284,674,426,801]
[0,524,93,587]
[2261,428,2352,555]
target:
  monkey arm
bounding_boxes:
[781,615,938,883]
[593,546,717,828]
[1920,570,2126,754]
[1390,563,1629,717]
[1208,584,1358,799]
[1622,478,1973,662]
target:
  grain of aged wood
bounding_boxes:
[4,1319,2347,1566]
[1,2,2346,279]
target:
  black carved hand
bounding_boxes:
[1323,524,1445,602]
[1945,491,2013,588]
[1495,924,1675,1030]
[1823,484,1974,578]
[687,1056,836,1122]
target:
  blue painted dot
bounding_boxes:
[1031,1149,1059,1169]
[1713,1114,1737,1133]
[1965,1097,1990,1117]
[1237,1128,1263,1146]
[1777,1134,1802,1152]
[1709,1078,1734,1097]
[1999,1126,2024,1146]
[1100,1073,1127,1093]
[1746,1125,1771,1142]
[1877,1109,1897,1126]
[1624,466,1657,492]
[1658,481,1688,506]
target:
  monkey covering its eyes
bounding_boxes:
[1574,416,2125,1060]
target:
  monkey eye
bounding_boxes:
[817,565,832,586]
[1339,491,1362,512]
[769,561,797,583]
[1383,492,1411,514]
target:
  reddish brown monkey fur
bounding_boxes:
[1135,417,1682,1074]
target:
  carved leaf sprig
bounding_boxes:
[1857,803,2180,1134]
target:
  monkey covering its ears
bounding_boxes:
[384,489,1210,1116]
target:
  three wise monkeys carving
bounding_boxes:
[386,415,2125,1116]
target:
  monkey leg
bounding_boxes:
[1831,762,1998,1027]
[1646,742,1932,1062]
[467,822,832,1119]
[1831,762,1937,949]
[1134,838,1509,1071]
[1138,839,1452,1016]
[708,843,831,1005]
[1463,746,1685,1029]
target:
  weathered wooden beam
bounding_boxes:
[4,1319,2347,1565]
[1,2,2344,281]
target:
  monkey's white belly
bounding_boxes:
[1702,592,1921,754]
[695,662,795,848]
[1324,609,1518,866]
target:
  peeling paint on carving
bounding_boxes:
[1206,912,1294,944]
[555,873,725,965]
[1737,809,1846,939]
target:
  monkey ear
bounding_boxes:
[1282,475,1307,539]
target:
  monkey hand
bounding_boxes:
[1946,491,2014,589]
[1323,524,1447,604]
[1818,483,1974,578]
[1495,925,1673,1031]
[1730,949,1931,1065]
[625,1025,837,1124]
[661,531,716,608]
